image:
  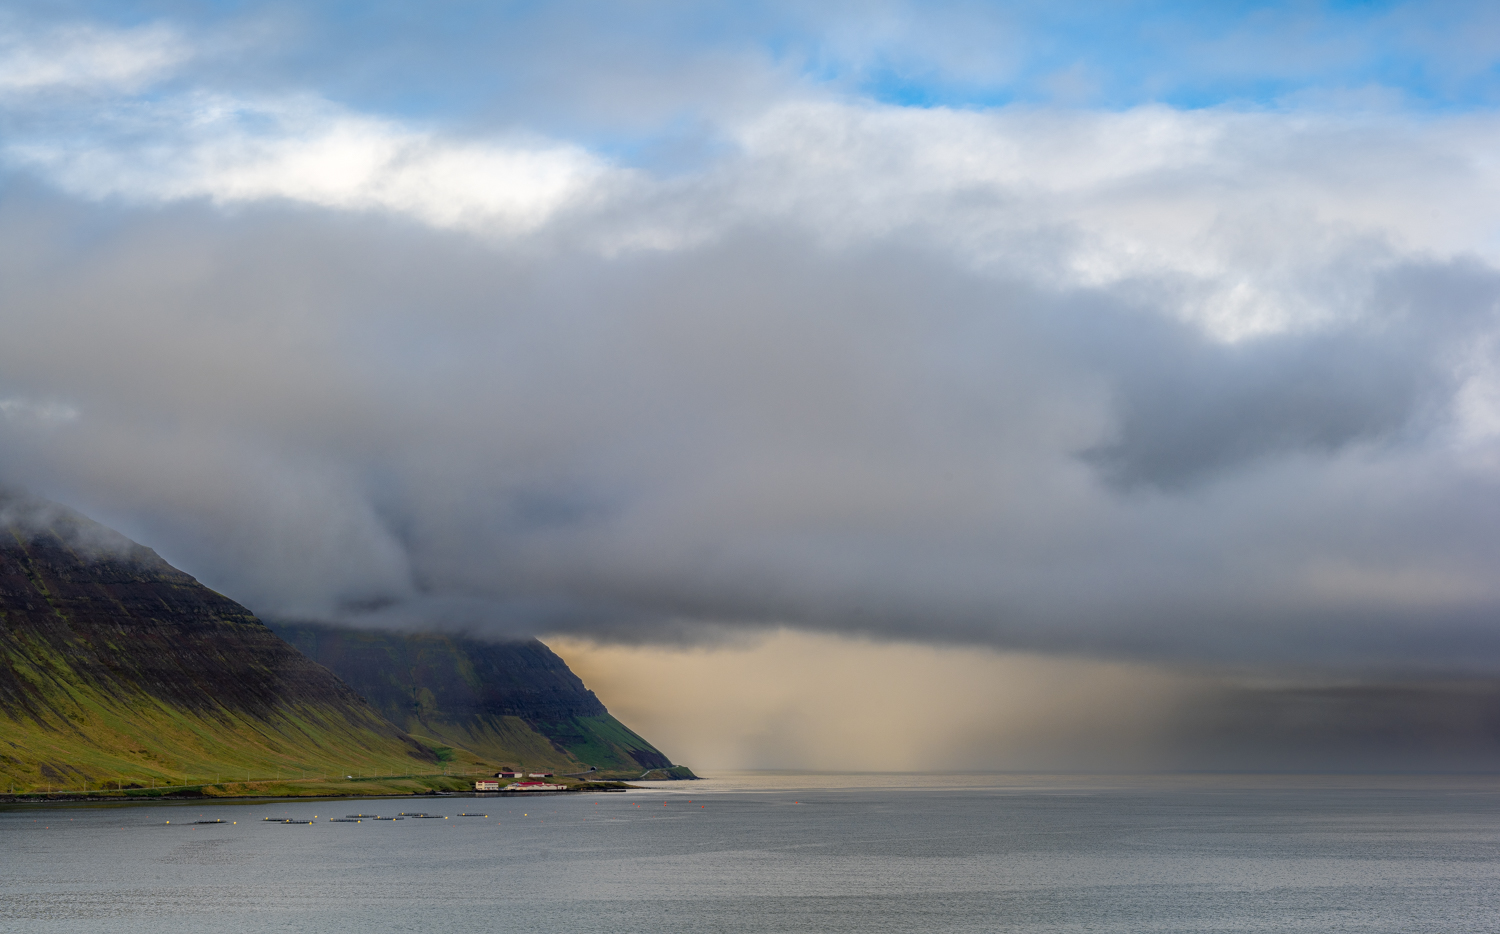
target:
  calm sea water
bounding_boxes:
[2,772,1499,933]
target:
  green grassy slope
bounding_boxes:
[0,496,439,794]
[0,689,443,794]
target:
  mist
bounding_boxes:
[553,631,1500,773]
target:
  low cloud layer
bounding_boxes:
[3,9,1500,683]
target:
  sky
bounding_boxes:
[5,1,1500,769]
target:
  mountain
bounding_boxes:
[267,622,687,777]
[0,495,437,794]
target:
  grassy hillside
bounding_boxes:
[0,496,439,794]
[0,690,447,795]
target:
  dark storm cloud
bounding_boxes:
[1083,259,1496,490]
[2,14,1500,682]
[3,178,1498,673]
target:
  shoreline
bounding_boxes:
[0,782,643,805]
[0,770,692,803]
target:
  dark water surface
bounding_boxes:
[2,772,1499,933]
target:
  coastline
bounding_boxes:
[0,776,662,804]
[0,766,696,802]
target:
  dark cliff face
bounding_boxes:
[270,621,674,771]
[0,496,436,788]
[2,512,349,721]
[272,623,607,721]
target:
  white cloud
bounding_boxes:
[0,21,188,94]
[722,102,1500,341]
[9,93,615,235]
[13,81,1500,343]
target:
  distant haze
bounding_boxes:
[553,632,1500,773]
[4,1,1500,768]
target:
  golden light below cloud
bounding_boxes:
[547,630,1200,772]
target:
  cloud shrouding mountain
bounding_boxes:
[3,11,1500,681]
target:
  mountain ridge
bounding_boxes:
[0,494,439,792]
[268,621,681,775]
[0,494,689,793]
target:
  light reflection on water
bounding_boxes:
[2,772,1499,933]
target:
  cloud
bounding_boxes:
[0,488,162,563]
[1079,259,1492,489]
[2,10,1500,681]
[8,92,614,234]
[0,19,188,95]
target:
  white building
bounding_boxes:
[502,781,567,792]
